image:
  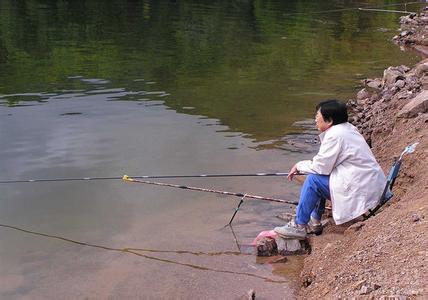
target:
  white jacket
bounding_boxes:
[296,122,386,225]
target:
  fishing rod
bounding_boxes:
[358,8,415,14]
[121,175,298,225]
[281,1,423,16]
[0,172,300,184]
[122,175,298,205]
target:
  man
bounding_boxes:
[275,99,386,239]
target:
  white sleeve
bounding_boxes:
[296,135,342,175]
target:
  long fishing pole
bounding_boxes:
[0,172,299,184]
[358,7,415,14]
[122,175,298,205]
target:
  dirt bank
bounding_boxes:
[298,10,428,299]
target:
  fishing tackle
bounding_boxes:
[122,175,298,226]
[366,142,419,218]
[0,172,297,184]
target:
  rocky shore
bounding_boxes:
[298,10,428,299]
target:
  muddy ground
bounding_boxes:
[298,10,428,299]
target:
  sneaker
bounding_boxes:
[307,217,323,235]
[274,220,307,240]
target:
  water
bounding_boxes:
[0,0,422,298]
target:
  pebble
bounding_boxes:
[395,80,406,89]
[411,214,420,222]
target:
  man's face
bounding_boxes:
[315,109,333,132]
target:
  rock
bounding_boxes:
[302,275,314,287]
[344,221,365,235]
[411,214,420,222]
[248,289,255,300]
[420,16,428,24]
[353,279,367,290]
[400,30,410,37]
[256,237,278,256]
[383,67,405,87]
[357,88,370,100]
[360,285,370,295]
[398,90,428,118]
[263,255,288,264]
[405,74,421,90]
[370,93,380,103]
[237,289,256,300]
[366,79,383,90]
[395,79,406,89]
[359,283,380,295]
[398,65,410,73]
[415,62,428,77]
[275,236,310,255]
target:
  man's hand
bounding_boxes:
[287,164,298,181]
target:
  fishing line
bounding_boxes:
[0,172,294,184]
[0,172,299,204]
[281,1,424,16]
[0,223,286,283]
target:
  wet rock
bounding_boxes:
[256,237,277,256]
[398,90,428,118]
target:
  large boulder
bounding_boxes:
[415,62,428,77]
[383,66,406,87]
[398,90,428,118]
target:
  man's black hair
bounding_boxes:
[316,99,348,125]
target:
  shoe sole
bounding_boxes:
[275,231,307,240]
[307,226,323,235]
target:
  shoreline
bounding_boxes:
[298,9,427,299]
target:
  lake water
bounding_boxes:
[0,0,422,298]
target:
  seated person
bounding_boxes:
[275,100,386,239]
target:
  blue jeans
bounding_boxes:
[295,174,330,225]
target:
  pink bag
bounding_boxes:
[251,230,277,245]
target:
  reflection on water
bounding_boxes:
[0,224,287,283]
[0,0,424,298]
[0,0,422,141]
